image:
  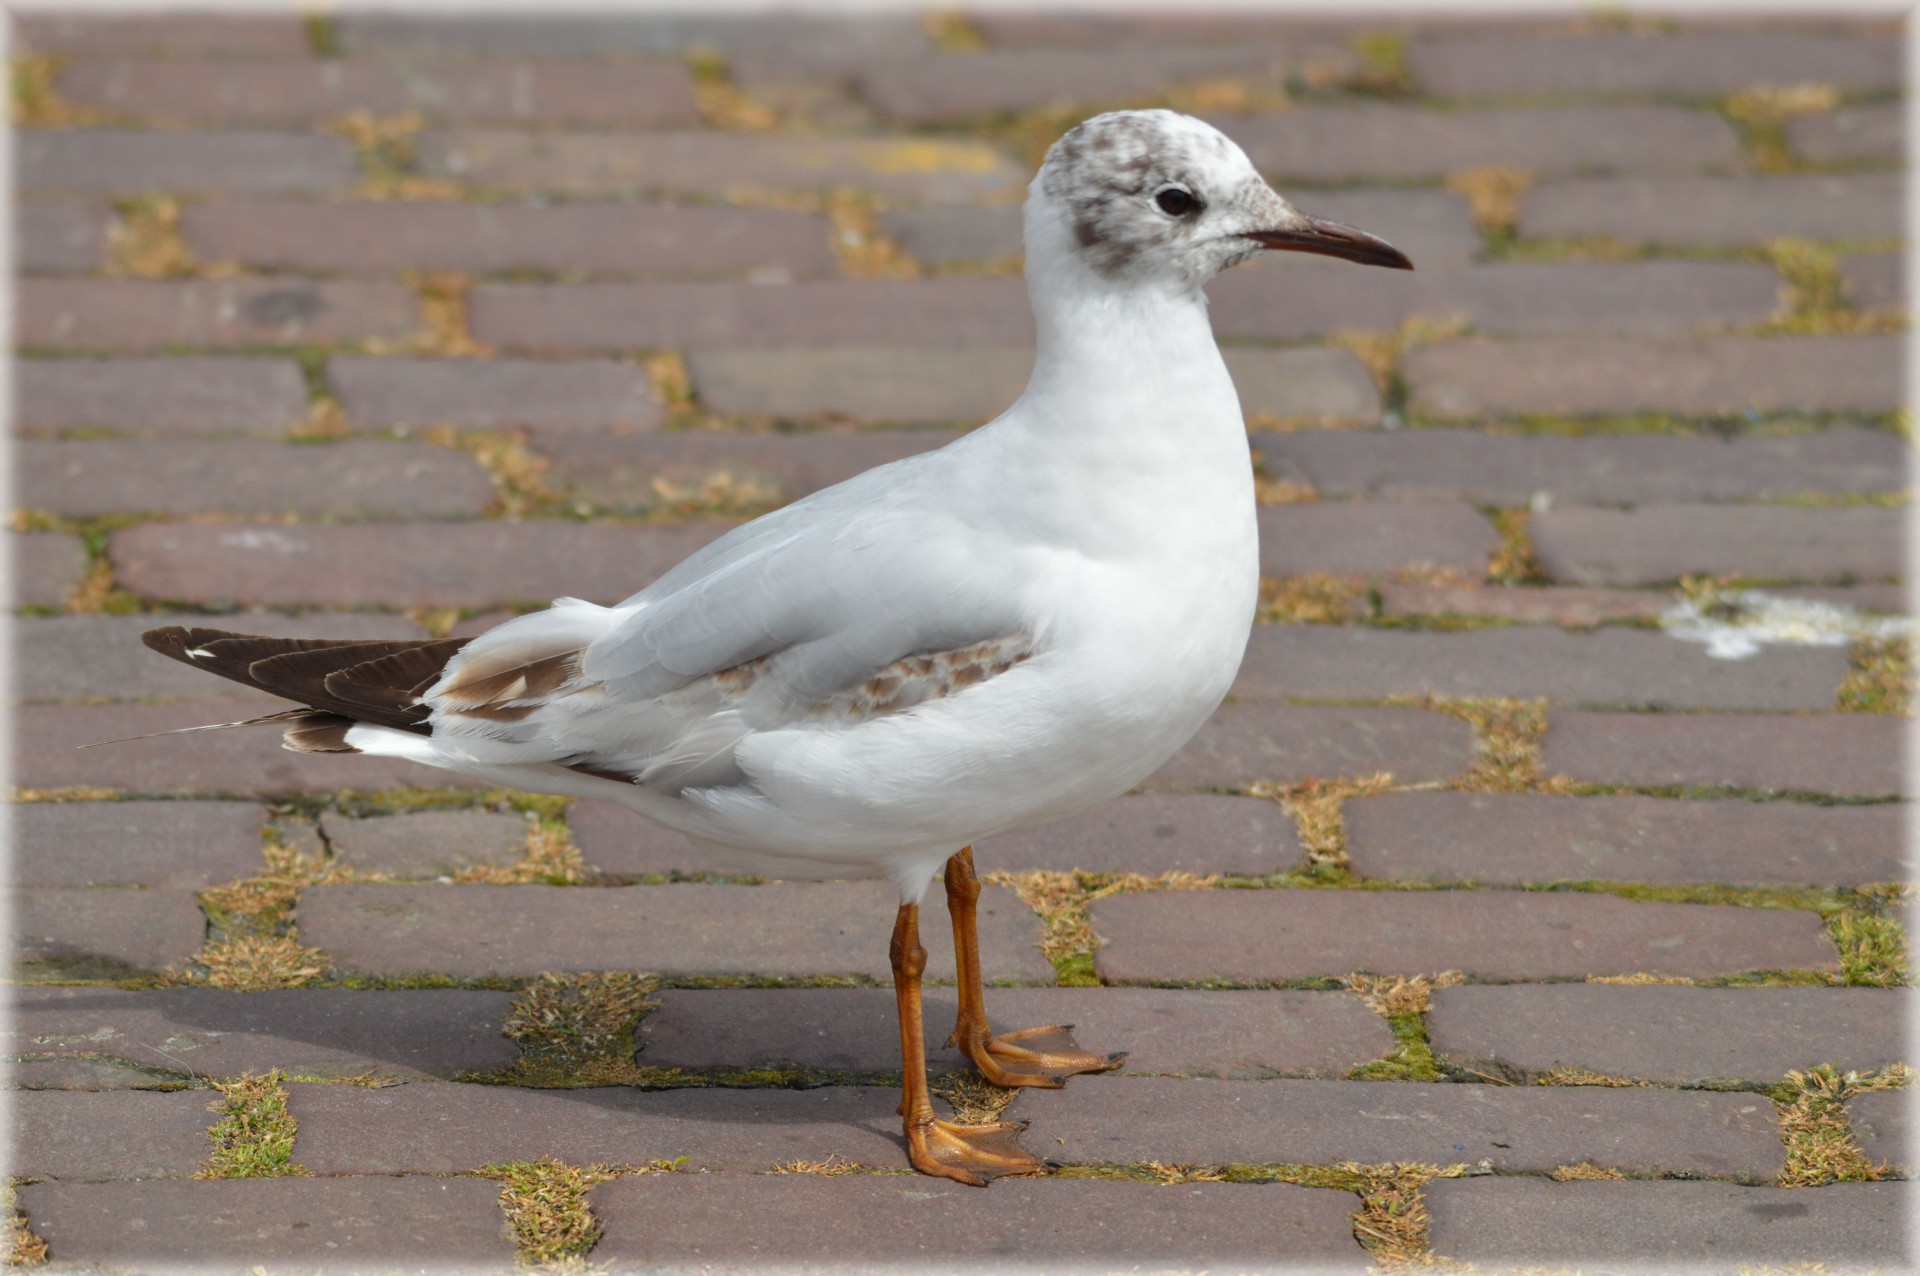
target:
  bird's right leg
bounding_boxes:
[890,900,1043,1186]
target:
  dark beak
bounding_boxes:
[1243,216,1414,270]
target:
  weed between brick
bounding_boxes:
[200,1071,305,1179]
[1445,165,1534,244]
[105,194,195,279]
[10,52,102,127]
[1772,1062,1910,1187]
[825,189,922,280]
[1757,237,1904,336]
[1837,636,1913,714]
[1330,314,1471,419]
[981,870,1220,985]
[684,50,782,132]
[4,1183,47,1267]
[1247,772,1397,883]
[479,1158,620,1269]
[1390,694,1575,795]
[1721,84,1842,173]
[1345,973,1460,1082]
[327,109,465,200]
[1485,507,1543,584]
[1258,574,1367,625]
[421,425,559,519]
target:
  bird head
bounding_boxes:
[1028,109,1413,294]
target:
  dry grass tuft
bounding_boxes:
[685,49,782,132]
[1552,1162,1627,1181]
[1589,972,1698,986]
[200,1071,305,1178]
[1344,1161,1468,1266]
[328,109,464,199]
[422,425,558,520]
[106,194,195,279]
[1143,1160,1229,1184]
[64,556,139,615]
[1829,909,1909,987]
[12,52,102,127]
[1248,772,1396,878]
[4,1183,47,1267]
[1541,1065,1640,1088]
[1445,166,1535,239]
[923,8,987,52]
[931,1071,1021,1125]
[1331,314,1470,400]
[1486,508,1542,584]
[1346,971,1465,1018]
[642,350,706,429]
[406,269,493,357]
[288,394,352,441]
[1259,574,1366,625]
[482,1157,636,1268]
[1775,1063,1909,1187]
[1723,83,1842,171]
[643,470,785,522]
[1253,474,1321,503]
[502,971,659,1080]
[453,821,592,886]
[1836,636,1912,715]
[1757,237,1904,336]
[8,784,121,802]
[198,935,329,991]
[984,869,1219,985]
[1394,694,1573,794]
[771,1152,863,1175]
[825,189,921,280]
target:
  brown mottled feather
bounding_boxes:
[437,650,583,719]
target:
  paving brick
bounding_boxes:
[1407,337,1904,422]
[1225,347,1383,427]
[1425,1178,1908,1270]
[330,356,663,433]
[1842,253,1904,314]
[15,356,310,435]
[318,808,531,878]
[12,888,207,978]
[472,278,1032,352]
[1022,1075,1782,1178]
[12,1058,169,1090]
[17,1176,515,1269]
[1146,702,1476,790]
[1543,710,1908,799]
[15,12,309,56]
[1533,505,1903,587]
[11,531,90,608]
[1784,582,1912,614]
[335,12,931,60]
[419,130,1024,201]
[57,57,700,127]
[689,347,1028,423]
[15,201,109,273]
[1092,889,1837,983]
[636,986,1390,1079]
[1210,261,1780,342]
[183,199,838,280]
[1851,1090,1910,1170]
[17,278,418,351]
[14,611,425,704]
[288,1080,914,1173]
[1377,583,1670,626]
[1214,105,1739,181]
[11,799,264,889]
[1787,103,1903,164]
[542,430,953,515]
[1233,626,1850,711]
[1345,792,1905,888]
[13,699,483,795]
[11,985,520,1081]
[19,438,496,518]
[593,1174,1369,1271]
[1429,985,1912,1087]
[878,205,1024,267]
[111,520,731,609]
[17,129,358,195]
[1519,174,1902,246]
[301,881,1053,982]
[10,1090,215,1180]
[1408,32,1903,98]
[1258,501,1499,577]
[856,46,1349,124]
[1263,424,1907,504]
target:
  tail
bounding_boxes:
[137,626,468,754]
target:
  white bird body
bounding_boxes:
[349,250,1260,901]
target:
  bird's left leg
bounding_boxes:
[942,845,1126,1087]
[891,899,1042,1185]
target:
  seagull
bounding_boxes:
[141,109,1411,1185]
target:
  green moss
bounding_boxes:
[1838,637,1913,715]
[1831,910,1908,987]
[303,11,341,57]
[199,1071,305,1179]
[1347,1012,1444,1081]
[1053,951,1100,986]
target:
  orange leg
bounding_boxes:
[943,846,1127,1088]
[890,900,1043,1185]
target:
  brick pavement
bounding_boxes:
[8,10,1910,1273]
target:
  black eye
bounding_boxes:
[1155,187,1198,217]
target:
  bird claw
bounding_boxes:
[958,1021,1128,1088]
[907,1116,1044,1187]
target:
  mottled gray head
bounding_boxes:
[1030,109,1410,292]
